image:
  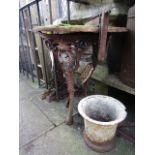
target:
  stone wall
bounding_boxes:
[53,0,131,25]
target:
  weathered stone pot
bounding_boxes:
[78,95,127,152]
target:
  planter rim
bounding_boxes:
[78,95,127,126]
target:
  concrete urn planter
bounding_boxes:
[78,95,127,152]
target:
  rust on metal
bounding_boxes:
[98,11,110,62]
[80,63,94,84]
[35,33,98,124]
[33,21,128,125]
[37,32,99,44]
[40,90,51,100]
[65,70,75,125]
[83,131,116,153]
[42,32,98,124]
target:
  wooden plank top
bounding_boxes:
[33,24,128,34]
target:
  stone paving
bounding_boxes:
[19,74,135,155]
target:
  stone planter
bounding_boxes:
[78,95,127,152]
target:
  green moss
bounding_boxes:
[46,31,52,34]
[55,23,81,28]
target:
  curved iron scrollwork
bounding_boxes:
[44,39,58,51]
[42,35,98,125]
[44,39,53,50]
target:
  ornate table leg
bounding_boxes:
[65,70,75,125]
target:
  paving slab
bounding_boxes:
[19,76,55,147]
[19,75,44,101]
[32,97,68,126]
[20,74,69,126]
[20,124,134,155]
[19,98,55,147]
[19,74,134,155]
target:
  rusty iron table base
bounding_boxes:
[33,11,128,126]
[83,131,116,153]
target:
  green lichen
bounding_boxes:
[56,23,85,29]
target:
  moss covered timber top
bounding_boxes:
[33,23,128,34]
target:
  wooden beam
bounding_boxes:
[33,24,128,34]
